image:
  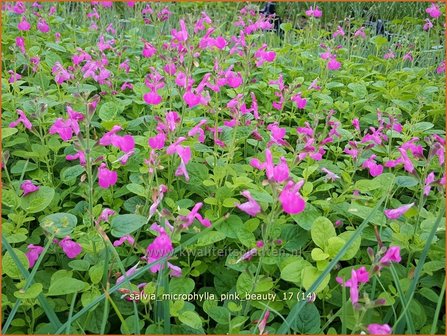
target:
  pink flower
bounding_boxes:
[113,235,135,247]
[321,168,340,181]
[66,151,86,165]
[58,237,82,259]
[352,118,360,131]
[9,109,32,129]
[149,185,168,219]
[236,190,261,216]
[144,91,162,105]
[254,44,276,67]
[146,226,174,273]
[98,163,118,189]
[327,57,341,70]
[367,324,392,335]
[403,52,413,62]
[26,244,44,268]
[163,63,176,75]
[116,264,140,285]
[148,133,166,149]
[426,3,441,18]
[97,208,115,223]
[142,41,156,58]
[15,37,26,53]
[279,181,306,215]
[379,246,401,265]
[267,122,287,147]
[188,119,207,143]
[258,310,270,335]
[423,19,433,31]
[336,267,369,304]
[49,106,83,141]
[384,203,414,219]
[179,202,211,228]
[18,16,31,31]
[12,2,26,14]
[52,62,72,84]
[20,180,39,196]
[37,18,49,33]
[333,26,345,38]
[436,60,445,74]
[362,155,383,177]
[354,27,366,39]
[291,92,307,109]
[423,172,436,196]
[305,6,322,18]
[8,70,22,83]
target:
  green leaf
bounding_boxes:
[292,203,321,230]
[338,231,361,260]
[48,278,87,296]
[45,42,66,52]
[196,231,226,247]
[311,217,336,249]
[395,176,418,188]
[301,266,330,293]
[2,249,29,279]
[68,260,90,272]
[126,183,147,197]
[169,278,195,295]
[347,204,386,225]
[110,214,147,237]
[178,311,202,330]
[40,212,78,238]
[89,262,104,284]
[2,128,18,139]
[311,248,329,261]
[99,102,124,121]
[236,272,253,296]
[248,189,274,203]
[203,301,229,324]
[61,165,85,183]
[326,237,346,258]
[14,283,43,300]
[292,303,321,333]
[20,186,55,213]
[280,258,311,284]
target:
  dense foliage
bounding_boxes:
[1,2,445,335]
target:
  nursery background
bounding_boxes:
[1,1,446,335]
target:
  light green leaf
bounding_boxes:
[311,217,336,249]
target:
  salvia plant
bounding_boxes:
[1,1,445,335]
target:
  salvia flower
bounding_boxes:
[113,235,135,247]
[178,202,211,228]
[18,16,31,31]
[37,18,50,33]
[15,37,26,53]
[367,324,392,335]
[148,133,166,150]
[354,27,366,39]
[426,3,441,18]
[258,310,270,335]
[384,203,414,219]
[327,57,341,70]
[97,208,115,223]
[98,163,118,189]
[333,26,345,38]
[236,190,261,216]
[379,246,401,266]
[336,266,369,304]
[254,44,276,67]
[66,150,86,166]
[291,92,307,109]
[8,70,22,83]
[305,6,322,18]
[9,109,32,129]
[116,263,140,285]
[20,180,39,196]
[279,180,306,215]
[362,155,383,177]
[58,237,82,259]
[26,244,44,268]
[321,168,340,182]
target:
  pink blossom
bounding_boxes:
[436,60,445,74]
[149,185,168,219]
[26,244,44,268]
[258,310,270,335]
[163,63,176,76]
[58,237,82,259]
[37,18,49,33]
[423,172,435,196]
[146,227,174,273]
[15,37,26,53]
[98,163,118,189]
[267,122,287,147]
[144,90,162,105]
[49,106,83,141]
[113,235,135,247]
[423,19,433,31]
[12,2,26,14]
[237,248,258,263]
[426,3,441,18]
[321,168,340,181]
[142,41,157,58]
[254,44,276,67]
[116,264,140,285]
[352,118,360,131]
[52,62,72,84]
[336,267,369,304]
[291,92,307,109]
[148,133,166,149]
[305,6,322,18]
[8,70,22,83]
[279,181,306,215]
[20,180,39,196]
[379,246,401,265]
[327,58,341,70]
[97,208,115,223]
[333,26,345,38]
[362,155,383,177]
[367,324,392,335]
[403,52,413,62]
[18,16,31,31]
[179,202,211,228]
[236,190,261,216]
[9,109,32,129]
[384,203,414,219]
[188,119,207,143]
[354,27,366,39]
[66,151,86,166]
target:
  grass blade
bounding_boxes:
[277,196,386,334]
